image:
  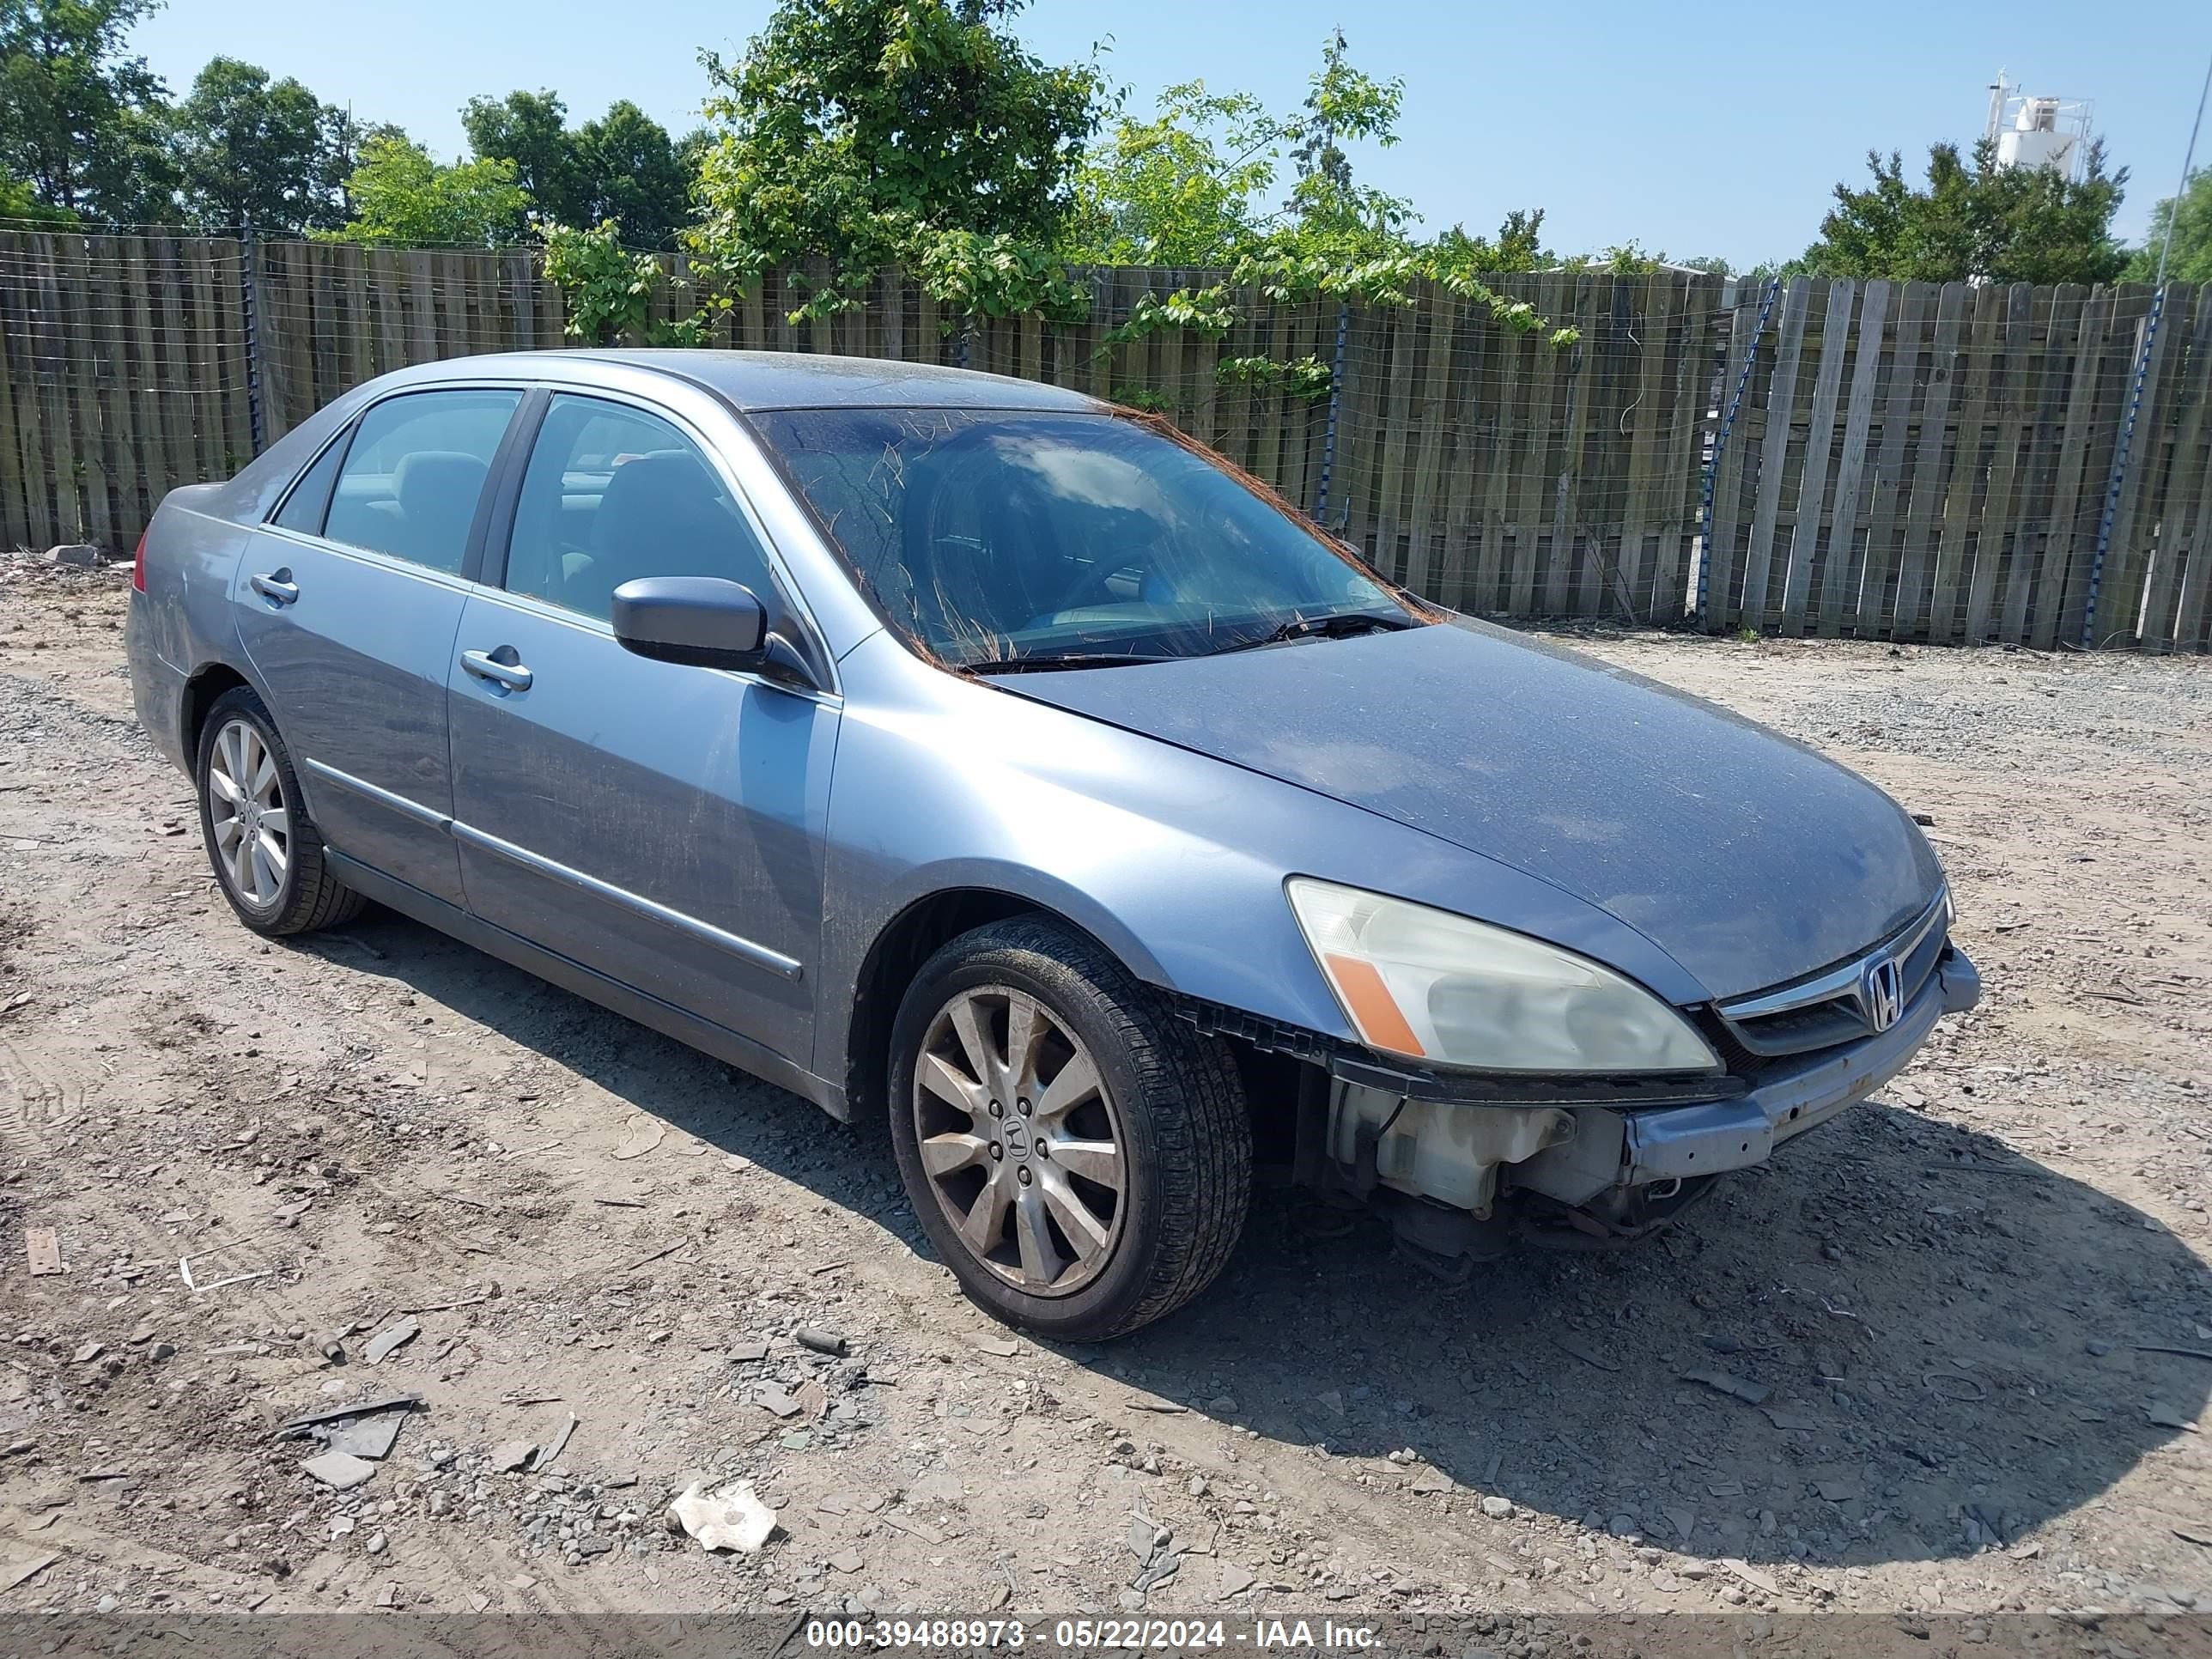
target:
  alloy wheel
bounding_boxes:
[206,717,289,909]
[910,984,1127,1297]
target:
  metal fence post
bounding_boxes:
[1313,300,1350,527]
[239,216,266,457]
[2081,288,2165,650]
[1694,276,1780,623]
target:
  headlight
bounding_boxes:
[1286,877,1722,1074]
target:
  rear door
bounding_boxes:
[446,390,840,1063]
[237,386,524,906]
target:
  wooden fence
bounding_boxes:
[3,228,2207,651]
[1705,278,2211,651]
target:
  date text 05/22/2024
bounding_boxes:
[804,1619,1385,1650]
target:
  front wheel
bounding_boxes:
[888,916,1251,1340]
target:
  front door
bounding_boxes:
[236,386,522,906]
[446,392,838,1065]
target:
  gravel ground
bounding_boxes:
[2,557,2209,1638]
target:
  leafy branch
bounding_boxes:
[1110,384,1176,413]
[1231,249,1577,343]
[1216,353,1334,400]
[1091,247,1577,404]
[542,219,707,344]
[1102,283,1237,345]
[906,228,1091,331]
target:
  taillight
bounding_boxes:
[131,530,148,593]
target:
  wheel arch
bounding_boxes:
[180,660,259,763]
[840,884,1159,1127]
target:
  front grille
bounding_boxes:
[1711,888,1950,1061]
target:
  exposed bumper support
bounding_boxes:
[1620,945,1979,1183]
[1512,945,1982,1204]
[1260,944,1981,1232]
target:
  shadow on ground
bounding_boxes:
[301,906,2212,1574]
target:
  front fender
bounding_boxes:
[852,858,1180,990]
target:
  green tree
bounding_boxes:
[1276,28,1413,262]
[1064,34,1573,285]
[541,219,704,343]
[325,113,402,216]
[324,132,528,246]
[462,88,585,230]
[0,0,173,219]
[2125,165,2212,283]
[1,167,73,221]
[574,100,689,247]
[1063,81,1286,264]
[1548,244,1735,275]
[689,0,1105,295]
[170,55,346,234]
[1056,29,1578,373]
[674,125,713,178]
[1802,138,2127,284]
[88,99,174,221]
[1428,209,1553,275]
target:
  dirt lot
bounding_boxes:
[3,556,2209,1633]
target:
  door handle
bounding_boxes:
[460,648,533,693]
[249,570,299,605]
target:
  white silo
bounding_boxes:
[1984,74,2094,180]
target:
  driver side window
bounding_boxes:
[502,395,776,623]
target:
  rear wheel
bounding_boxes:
[195,686,365,936]
[888,916,1250,1340]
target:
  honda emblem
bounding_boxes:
[1861,955,1905,1033]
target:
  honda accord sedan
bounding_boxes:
[126,350,1979,1339]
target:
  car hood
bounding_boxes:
[983,617,1943,1001]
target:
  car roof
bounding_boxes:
[392,349,1108,415]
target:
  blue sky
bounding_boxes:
[131,0,2207,266]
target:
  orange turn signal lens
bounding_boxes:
[1322,953,1425,1058]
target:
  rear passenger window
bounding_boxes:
[502,394,777,622]
[271,431,347,533]
[322,391,520,574]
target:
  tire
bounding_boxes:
[194,685,367,937]
[888,916,1251,1340]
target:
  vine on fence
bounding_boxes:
[904,228,1091,331]
[1088,252,1575,409]
[1102,286,1239,344]
[1215,353,1335,401]
[541,221,707,345]
[538,225,1578,411]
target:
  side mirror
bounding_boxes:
[611,575,768,672]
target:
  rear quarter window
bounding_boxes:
[270,432,348,534]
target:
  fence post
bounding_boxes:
[1695,276,1781,623]
[2081,288,2165,649]
[1313,300,1350,527]
[238,216,266,457]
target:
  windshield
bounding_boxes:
[753,408,1417,667]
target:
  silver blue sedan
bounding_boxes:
[125,350,1979,1339]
